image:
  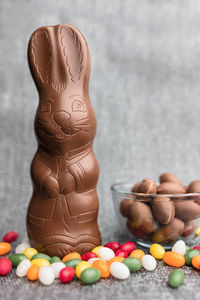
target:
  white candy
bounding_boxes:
[15,243,30,254]
[110,262,130,280]
[142,254,157,271]
[172,240,186,255]
[98,247,115,261]
[88,258,104,264]
[50,262,66,278]
[39,266,55,286]
[16,259,31,277]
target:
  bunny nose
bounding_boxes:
[53,111,71,127]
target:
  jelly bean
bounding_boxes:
[195,227,200,236]
[49,256,61,264]
[91,246,103,257]
[31,253,51,262]
[92,260,110,278]
[185,249,200,266]
[163,252,185,267]
[59,266,75,283]
[3,231,18,243]
[192,254,200,270]
[64,258,82,269]
[15,243,30,254]
[115,249,128,258]
[142,255,157,271]
[50,262,66,278]
[193,246,200,251]
[8,254,27,267]
[24,247,38,260]
[172,240,186,256]
[0,257,12,276]
[129,249,145,261]
[110,262,130,280]
[108,256,124,265]
[31,258,50,268]
[62,252,81,263]
[123,257,142,272]
[26,264,40,281]
[75,261,91,279]
[81,252,97,261]
[150,244,165,259]
[16,259,31,277]
[120,241,136,255]
[80,267,101,285]
[0,242,11,255]
[98,247,115,261]
[104,241,120,253]
[39,266,55,285]
[168,269,185,288]
[88,258,103,264]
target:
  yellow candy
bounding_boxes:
[150,243,165,259]
[31,258,50,267]
[91,246,103,257]
[75,261,91,279]
[24,248,38,260]
[195,227,200,236]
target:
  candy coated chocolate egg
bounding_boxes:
[98,247,115,261]
[104,241,120,253]
[172,240,186,256]
[123,257,142,272]
[110,262,130,280]
[8,254,27,267]
[80,267,101,284]
[64,258,82,269]
[119,241,136,255]
[150,244,165,259]
[142,255,157,271]
[0,257,12,276]
[168,269,185,288]
[16,259,31,277]
[59,266,75,283]
[50,262,66,278]
[3,231,18,243]
[39,266,55,285]
[163,252,185,267]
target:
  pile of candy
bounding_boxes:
[1,231,200,288]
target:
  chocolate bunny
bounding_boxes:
[26,24,101,257]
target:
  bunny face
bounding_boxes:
[28,24,96,154]
[35,93,96,153]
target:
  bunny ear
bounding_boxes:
[59,25,88,83]
[28,28,51,89]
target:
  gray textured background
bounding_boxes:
[1,0,200,299]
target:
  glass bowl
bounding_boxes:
[111,182,200,249]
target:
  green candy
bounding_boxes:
[31,253,51,262]
[168,269,185,288]
[122,257,142,272]
[185,245,191,253]
[184,249,200,266]
[80,268,101,285]
[8,254,27,267]
[49,256,61,264]
[64,259,82,269]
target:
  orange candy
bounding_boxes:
[163,251,185,267]
[192,255,200,270]
[129,249,145,261]
[62,252,81,263]
[107,256,124,265]
[92,260,110,278]
[0,242,11,255]
[27,264,40,281]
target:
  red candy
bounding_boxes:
[115,249,128,258]
[104,241,121,253]
[81,252,97,261]
[3,231,18,243]
[120,241,136,255]
[193,246,200,251]
[0,257,12,276]
[59,267,75,283]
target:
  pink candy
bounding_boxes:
[119,241,136,255]
[104,241,121,253]
[0,257,12,276]
[59,267,75,283]
[81,252,97,261]
[193,246,200,251]
[3,231,18,243]
[115,249,128,258]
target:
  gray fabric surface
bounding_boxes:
[1,0,200,299]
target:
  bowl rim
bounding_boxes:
[111,182,200,199]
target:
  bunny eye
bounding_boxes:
[72,100,85,112]
[41,102,51,113]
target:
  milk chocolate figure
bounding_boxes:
[26,24,101,257]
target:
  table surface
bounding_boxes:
[1,0,200,299]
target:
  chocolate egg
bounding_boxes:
[174,200,200,221]
[136,179,157,194]
[152,197,175,224]
[157,182,185,194]
[153,218,184,243]
[159,173,182,185]
[120,198,133,217]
